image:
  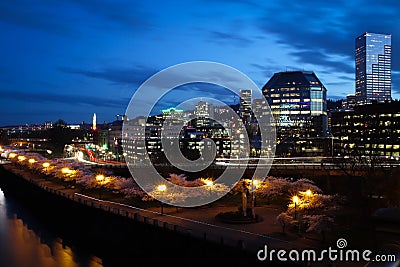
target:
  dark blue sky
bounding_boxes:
[1,0,400,126]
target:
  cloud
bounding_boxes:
[243,0,400,99]
[59,65,240,117]
[336,75,355,81]
[0,0,152,35]
[208,30,253,46]
[67,0,152,31]
[290,50,353,74]
[206,0,262,8]
[256,0,400,69]
[58,65,158,86]
[0,90,130,108]
[173,83,237,101]
[0,0,74,34]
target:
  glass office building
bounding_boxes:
[355,32,392,105]
[262,71,327,142]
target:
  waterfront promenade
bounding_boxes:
[0,163,367,267]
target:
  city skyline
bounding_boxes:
[2,0,400,126]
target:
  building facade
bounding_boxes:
[239,89,252,124]
[342,94,356,110]
[262,71,328,142]
[355,32,392,105]
[194,100,214,127]
[330,102,400,157]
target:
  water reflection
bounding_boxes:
[0,188,103,267]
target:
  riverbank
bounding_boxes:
[1,163,312,266]
[3,161,392,267]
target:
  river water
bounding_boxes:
[0,186,105,267]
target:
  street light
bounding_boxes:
[251,178,261,219]
[292,195,299,220]
[95,174,105,183]
[305,189,312,197]
[201,178,214,208]
[156,184,167,214]
[28,158,36,164]
[95,174,106,199]
[61,167,72,175]
[42,162,50,168]
[201,178,214,195]
[8,153,17,159]
[302,189,314,214]
[42,162,50,175]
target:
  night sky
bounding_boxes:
[1,0,400,126]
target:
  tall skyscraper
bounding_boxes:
[355,32,392,105]
[239,89,252,124]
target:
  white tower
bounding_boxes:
[92,113,97,131]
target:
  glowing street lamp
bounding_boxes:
[17,155,26,162]
[61,167,72,174]
[96,174,105,183]
[201,178,214,195]
[8,153,17,159]
[292,195,299,220]
[202,178,214,188]
[251,178,261,219]
[42,162,50,172]
[95,174,106,198]
[41,162,51,179]
[157,184,167,214]
[28,158,36,164]
[157,184,166,192]
[305,189,312,197]
[301,189,314,213]
[42,162,50,168]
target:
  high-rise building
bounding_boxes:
[262,71,327,141]
[355,32,392,105]
[239,89,252,124]
[194,100,215,127]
